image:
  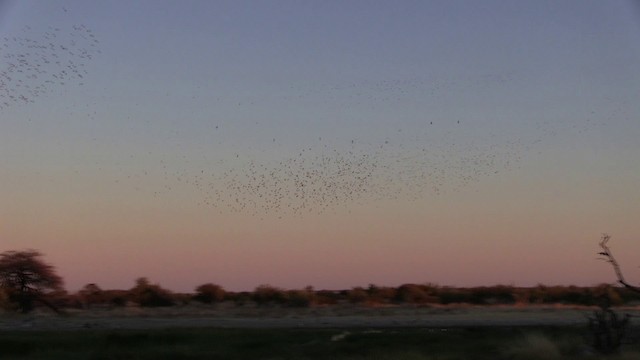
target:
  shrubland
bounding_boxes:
[13,281,632,312]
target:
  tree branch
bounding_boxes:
[599,234,640,294]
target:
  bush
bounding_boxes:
[129,277,175,307]
[286,287,316,307]
[193,283,225,304]
[524,285,612,306]
[314,290,340,305]
[527,284,550,304]
[367,284,396,304]
[469,285,516,305]
[252,285,287,306]
[105,290,128,307]
[228,291,252,306]
[562,286,592,306]
[0,288,19,312]
[395,284,435,304]
[591,284,623,307]
[47,289,72,309]
[79,283,105,308]
[347,287,368,304]
[438,287,473,304]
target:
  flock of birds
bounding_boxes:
[142,72,603,217]
[190,139,524,216]
[1,13,608,218]
[145,119,566,217]
[0,23,99,110]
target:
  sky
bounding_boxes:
[1,0,639,292]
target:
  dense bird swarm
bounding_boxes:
[1,7,612,218]
[1,23,99,110]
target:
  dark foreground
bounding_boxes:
[1,326,639,359]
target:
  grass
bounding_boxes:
[0,326,639,359]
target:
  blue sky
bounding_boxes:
[1,0,639,291]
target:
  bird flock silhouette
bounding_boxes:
[1,10,610,219]
[142,72,605,217]
[190,138,522,216]
[0,23,99,110]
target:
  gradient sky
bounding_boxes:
[1,0,639,292]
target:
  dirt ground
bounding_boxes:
[2,304,640,331]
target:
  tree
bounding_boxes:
[78,283,105,308]
[597,234,640,294]
[193,283,225,304]
[252,284,287,306]
[0,250,64,313]
[129,277,175,307]
[286,286,316,307]
[592,234,634,354]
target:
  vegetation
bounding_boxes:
[5,279,639,312]
[0,326,639,359]
[193,283,226,304]
[252,284,288,306]
[0,250,64,313]
[286,286,316,307]
[0,245,637,316]
[0,241,638,358]
[598,234,640,295]
[588,234,638,354]
[128,278,175,307]
[77,283,104,308]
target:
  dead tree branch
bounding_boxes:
[598,234,640,294]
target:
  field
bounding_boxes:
[2,305,640,359]
[0,326,619,360]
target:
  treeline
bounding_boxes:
[38,280,638,310]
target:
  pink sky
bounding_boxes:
[3,164,638,292]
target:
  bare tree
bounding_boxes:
[0,250,64,313]
[598,234,640,294]
[589,234,636,354]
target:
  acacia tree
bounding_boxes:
[0,250,64,313]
